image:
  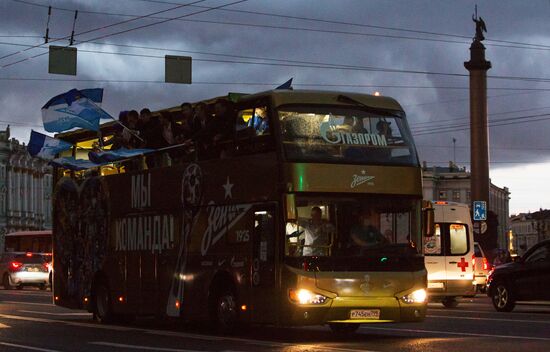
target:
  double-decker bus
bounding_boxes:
[52,89,433,332]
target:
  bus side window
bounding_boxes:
[236,108,253,135]
[235,105,273,155]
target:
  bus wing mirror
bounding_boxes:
[285,194,297,221]
[422,202,435,237]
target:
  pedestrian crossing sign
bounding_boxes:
[473,201,487,221]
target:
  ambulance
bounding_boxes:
[423,201,476,308]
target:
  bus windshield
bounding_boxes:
[285,195,422,268]
[279,106,418,165]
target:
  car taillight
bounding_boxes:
[483,257,489,270]
[9,261,23,271]
[472,254,476,271]
[43,262,51,271]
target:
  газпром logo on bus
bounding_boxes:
[320,121,388,146]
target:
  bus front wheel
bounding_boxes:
[329,323,361,334]
[211,289,239,333]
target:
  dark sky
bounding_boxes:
[1,0,550,212]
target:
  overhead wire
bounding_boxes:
[6,38,550,86]
[409,105,550,127]
[1,0,251,71]
[0,0,210,62]
[124,0,550,51]
[413,114,550,137]
[9,0,550,53]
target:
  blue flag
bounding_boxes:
[49,157,101,171]
[276,78,293,90]
[41,88,111,132]
[27,130,72,160]
[88,148,154,164]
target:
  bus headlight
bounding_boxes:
[401,289,427,304]
[289,289,327,305]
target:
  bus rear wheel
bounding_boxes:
[211,289,239,333]
[94,283,115,323]
[442,297,459,308]
[329,323,361,334]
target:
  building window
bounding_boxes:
[466,191,471,202]
[452,190,461,201]
[438,190,447,200]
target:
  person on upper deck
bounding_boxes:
[247,107,270,135]
[179,103,195,145]
[138,108,162,149]
[211,99,235,143]
[157,111,183,148]
[122,110,141,149]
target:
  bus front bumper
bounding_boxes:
[287,296,427,326]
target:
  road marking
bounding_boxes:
[428,314,550,324]
[0,313,376,352]
[360,325,550,341]
[1,301,54,307]
[0,342,61,352]
[0,291,52,297]
[17,310,92,317]
[90,342,208,352]
[428,307,550,316]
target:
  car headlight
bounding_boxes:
[289,289,328,305]
[401,289,427,304]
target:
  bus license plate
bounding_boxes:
[350,309,380,320]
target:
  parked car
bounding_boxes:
[473,242,490,292]
[487,239,550,312]
[0,252,50,290]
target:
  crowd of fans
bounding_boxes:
[106,99,241,165]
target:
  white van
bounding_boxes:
[424,201,475,308]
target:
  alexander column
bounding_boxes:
[464,15,491,240]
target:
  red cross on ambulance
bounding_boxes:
[457,257,469,272]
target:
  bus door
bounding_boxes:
[250,206,277,323]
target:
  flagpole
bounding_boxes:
[83,94,144,143]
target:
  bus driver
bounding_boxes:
[298,206,335,256]
[350,209,387,248]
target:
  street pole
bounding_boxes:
[465,15,491,243]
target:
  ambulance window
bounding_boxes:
[449,224,468,255]
[424,224,442,255]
